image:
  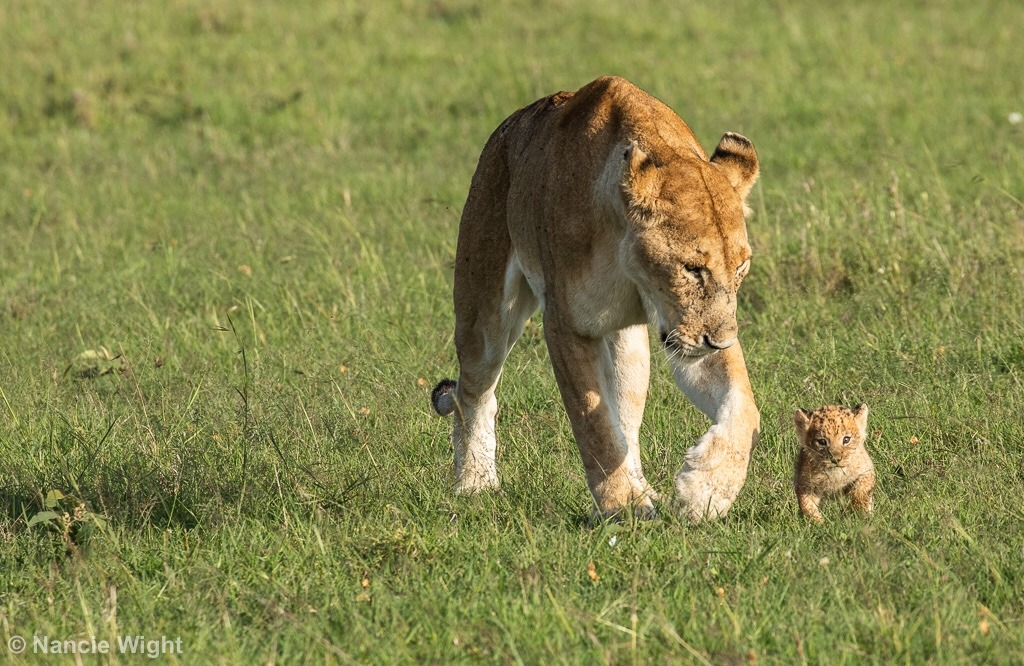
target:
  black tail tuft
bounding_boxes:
[431,379,457,416]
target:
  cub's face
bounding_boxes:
[794,404,870,465]
[619,135,759,359]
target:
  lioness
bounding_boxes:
[432,76,760,522]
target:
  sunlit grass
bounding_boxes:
[1,0,1023,661]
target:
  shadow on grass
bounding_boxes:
[0,487,39,525]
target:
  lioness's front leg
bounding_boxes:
[671,343,760,522]
[603,324,657,510]
[545,318,647,516]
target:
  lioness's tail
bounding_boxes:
[431,379,457,416]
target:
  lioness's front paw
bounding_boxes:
[592,496,658,523]
[674,456,749,522]
[589,466,649,516]
[630,473,659,502]
[673,424,753,522]
[633,496,658,521]
[674,469,737,522]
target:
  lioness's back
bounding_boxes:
[495,76,705,173]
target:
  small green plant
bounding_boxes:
[27,490,109,551]
[63,347,125,379]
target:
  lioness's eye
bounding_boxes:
[684,265,702,279]
[736,259,751,278]
[842,435,851,445]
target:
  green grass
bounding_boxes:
[2,0,1024,662]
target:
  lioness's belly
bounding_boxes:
[505,249,646,338]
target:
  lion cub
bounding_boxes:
[793,404,875,523]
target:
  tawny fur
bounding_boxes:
[433,76,761,522]
[793,404,876,524]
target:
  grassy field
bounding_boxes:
[2,0,1023,662]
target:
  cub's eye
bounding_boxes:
[684,265,703,280]
[842,435,851,445]
[815,438,828,448]
[736,259,751,279]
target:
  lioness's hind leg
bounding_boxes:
[454,257,540,489]
[447,131,520,493]
[604,324,657,515]
[451,258,537,493]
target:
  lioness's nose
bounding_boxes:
[703,334,736,350]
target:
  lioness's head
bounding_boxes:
[618,133,759,359]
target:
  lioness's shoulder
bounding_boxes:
[556,75,647,126]
[555,77,703,160]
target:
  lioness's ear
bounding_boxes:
[793,408,811,437]
[621,140,660,213]
[710,132,759,203]
[852,403,869,434]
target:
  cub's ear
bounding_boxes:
[852,403,869,433]
[621,140,661,214]
[710,132,759,204]
[793,408,811,437]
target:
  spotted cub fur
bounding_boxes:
[793,404,875,523]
